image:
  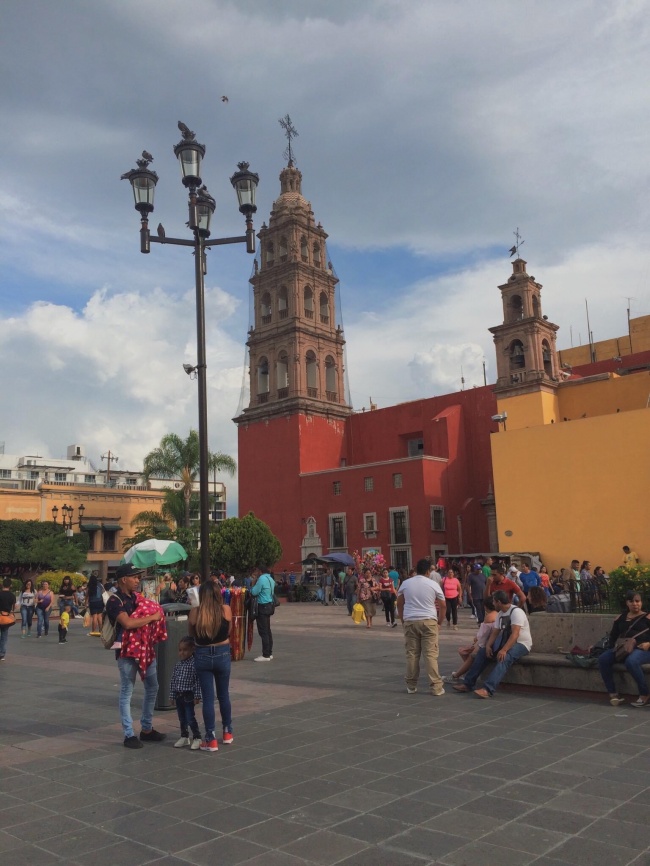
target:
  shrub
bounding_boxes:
[34,571,86,593]
[608,565,650,611]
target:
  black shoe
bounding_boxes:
[140,728,166,742]
[124,735,144,749]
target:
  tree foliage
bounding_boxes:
[609,565,650,610]
[0,520,88,573]
[143,430,236,529]
[209,512,281,576]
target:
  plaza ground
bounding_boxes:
[1,603,649,866]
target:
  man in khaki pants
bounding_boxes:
[397,558,447,695]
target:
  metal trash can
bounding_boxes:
[155,602,192,710]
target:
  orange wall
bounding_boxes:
[491,408,650,571]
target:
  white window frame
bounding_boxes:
[430,505,446,532]
[364,476,374,492]
[329,512,347,550]
[363,512,377,538]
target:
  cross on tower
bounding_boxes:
[278,114,299,166]
[509,227,525,258]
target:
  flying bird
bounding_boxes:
[142,150,153,162]
[509,245,517,257]
[156,223,165,239]
[221,95,229,103]
[178,121,194,138]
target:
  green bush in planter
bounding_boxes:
[34,570,86,593]
[608,565,650,611]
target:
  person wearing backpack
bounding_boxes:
[105,564,166,749]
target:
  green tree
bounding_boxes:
[0,520,89,572]
[122,510,174,551]
[143,431,236,529]
[26,533,89,572]
[209,512,282,576]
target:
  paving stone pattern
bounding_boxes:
[1,605,649,865]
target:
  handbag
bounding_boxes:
[247,594,259,621]
[614,616,648,662]
[0,611,16,628]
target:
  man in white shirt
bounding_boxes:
[453,589,532,698]
[396,559,447,696]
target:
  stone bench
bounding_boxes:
[497,612,650,693]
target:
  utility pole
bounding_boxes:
[101,450,119,485]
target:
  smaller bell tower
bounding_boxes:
[489,257,560,395]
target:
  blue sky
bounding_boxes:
[2,0,650,513]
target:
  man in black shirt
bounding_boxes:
[0,577,17,661]
[106,564,166,749]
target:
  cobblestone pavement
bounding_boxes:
[1,603,649,866]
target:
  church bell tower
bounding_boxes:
[235,161,351,423]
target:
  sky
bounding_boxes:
[2,0,650,513]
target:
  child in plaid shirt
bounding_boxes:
[170,637,202,749]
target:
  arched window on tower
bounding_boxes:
[301,236,308,262]
[509,340,525,370]
[313,243,321,267]
[265,242,274,267]
[277,352,289,397]
[509,294,523,322]
[325,355,337,401]
[279,236,288,262]
[306,351,318,397]
[278,286,288,319]
[257,357,269,403]
[542,340,553,376]
[532,294,540,318]
[320,292,329,323]
[304,286,314,319]
[260,292,272,324]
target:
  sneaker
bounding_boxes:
[254,656,271,662]
[190,738,201,750]
[630,698,649,708]
[391,622,398,628]
[140,729,166,742]
[174,737,191,748]
[222,732,234,745]
[431,689,446,696]
[443,674,462,683]
[453,625,458,631]
[124,735,144,749]
[406,687,418,694]
[609,696,626,706]
[199,738,219,752]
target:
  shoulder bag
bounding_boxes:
[614,615,649,661]
[0,611,16,628]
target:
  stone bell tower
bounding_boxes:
[235,161,351,423]
[489,257,560,396]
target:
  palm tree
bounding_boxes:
[143,431,236,529]
[208,451,237,522]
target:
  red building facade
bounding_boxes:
[236,162,498,570]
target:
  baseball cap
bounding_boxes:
[116,563,146,580]
[472,563,482,571]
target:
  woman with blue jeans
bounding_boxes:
[599,591,650,707]
[36,580,53,637]
[19,578,36,638]
[188,581,233,752]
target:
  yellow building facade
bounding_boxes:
[490,262,649,572]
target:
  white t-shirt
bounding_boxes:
[398,575,445,621]
[427,569,442,585]
[496,605,532,651]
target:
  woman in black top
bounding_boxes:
[188,582,233,751]
[58,576,79,617]
[598,591,650,707]
[87,574,105,636]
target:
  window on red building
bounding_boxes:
[407,438,424,457]
[430,505,446,531]
[333,481,341,495]
[329,514,347,549]
[393,472,402,488]
[364,476,374,492]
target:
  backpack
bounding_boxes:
[101,596,123,649]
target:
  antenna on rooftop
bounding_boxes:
[625,296,636,354]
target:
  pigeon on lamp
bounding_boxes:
[178,121,195,139]
[156,223,165,239]
[142,150,154,162]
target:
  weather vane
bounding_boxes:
[278,114,299,165]
[509,227,525,258]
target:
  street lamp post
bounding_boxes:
[122,123,258,583]
[52,503,86,539]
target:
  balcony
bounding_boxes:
[277,387,289,399]
[326,391,338,402]
[307,387,318,398]
[261,314,272,325]
[257,393,269,404]
[305,309,314,319]
[320,315,329,324]
[279,309,288,319]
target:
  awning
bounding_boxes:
[80,523,102,531]
[102,523,123,531]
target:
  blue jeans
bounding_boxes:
[175,694,201,739]
[464,642,530,695]
[599,647,650,696]
[21,606,35,630]
[194,645,232,739]
[117,657,159,738]
[0,625,9,658]
[36,607,50,636]
[59,599,79,616]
